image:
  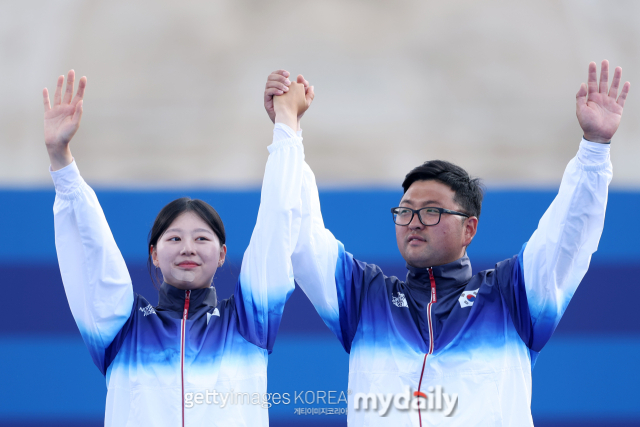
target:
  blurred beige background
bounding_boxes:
[1,0,638,188]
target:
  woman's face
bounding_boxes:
[151,211,226,290]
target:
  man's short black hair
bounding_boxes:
[402,160,484,219]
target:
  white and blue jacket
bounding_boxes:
[291,139,612,426]
[51,124,303,427]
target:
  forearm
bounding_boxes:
[235,123,304,351]
[53,161,134,351]
[522,138,611,348]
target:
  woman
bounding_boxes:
[43,69,313,426]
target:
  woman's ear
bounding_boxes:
[151,246,159,267]
[218,244,227,267]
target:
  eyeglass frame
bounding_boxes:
[390,206,470,226]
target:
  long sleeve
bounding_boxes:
[291,159,368,353]
[521,138,612,352]
[234,124,304,353]
[52,161,134,373]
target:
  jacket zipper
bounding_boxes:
[417,267,437,426]
[181,290,191,427]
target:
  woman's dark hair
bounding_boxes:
[402,160,484,219]
[147,197,226,287]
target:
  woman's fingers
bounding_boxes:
[63,70,75,104]
[71,100,83,126]
[43,88,51,112]
[71,76,87,105]
[53,75,64,106]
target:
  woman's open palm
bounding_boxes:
[43,70,86,150]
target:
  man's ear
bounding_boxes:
[463,217,478,248]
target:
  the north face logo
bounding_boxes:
[139,304,157,316]
[392,292,408,308]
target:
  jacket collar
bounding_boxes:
[158,281,218,315]
[405,254,473,293]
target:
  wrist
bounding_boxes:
[47,145,73,171]
[583,134,611,144]
[274,106,298,131]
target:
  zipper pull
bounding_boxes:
[428,267,437,303]
[183,290,191,320]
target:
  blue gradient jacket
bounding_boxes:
[51,125,303,427]
[292,139,612,426]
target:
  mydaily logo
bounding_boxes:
[353,385,457,417]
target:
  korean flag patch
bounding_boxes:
[458,289,479,308]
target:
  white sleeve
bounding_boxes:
[291,159,367,352]
[234,124,304,352]
[522,138,612,350]
[52,161,134,370]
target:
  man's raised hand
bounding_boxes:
[264,70,314,126]
[576,60,630,143]
[43,70,86,170]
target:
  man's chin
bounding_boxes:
[403,251,432,269]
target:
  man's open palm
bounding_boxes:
[576,60,630,143]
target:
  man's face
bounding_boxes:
[395,180,477,268]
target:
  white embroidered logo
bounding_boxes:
[392,292,409,308]
[207,308,220,324]
[139,304,157,316]
[458,289,479,308]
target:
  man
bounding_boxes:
[263,61,630,426]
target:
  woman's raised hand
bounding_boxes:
[43,70,86,170]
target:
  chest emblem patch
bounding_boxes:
[458,289,479,308]
[392,292,409,308]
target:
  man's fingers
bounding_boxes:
[609,67,622,99]
[63,70,75,104]
[306,85,315,104]
[598,60,609,94]
[587,62,598,95]
[43,88,51,112]
[265,87,285,97]
[576,83,587,106]
[617,81,631,108]
[267,73,290,87]
[269,69,290,78]
[266,80,289,92]
[53,75,64,106]
[297,74,309,88]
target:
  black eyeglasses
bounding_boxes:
[390,207,470,226]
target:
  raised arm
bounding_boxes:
[234,76,313,353]
[520,60,630,352]
[44,71,134,374]
[265,71,368,353]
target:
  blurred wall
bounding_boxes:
[0,0,639,188]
